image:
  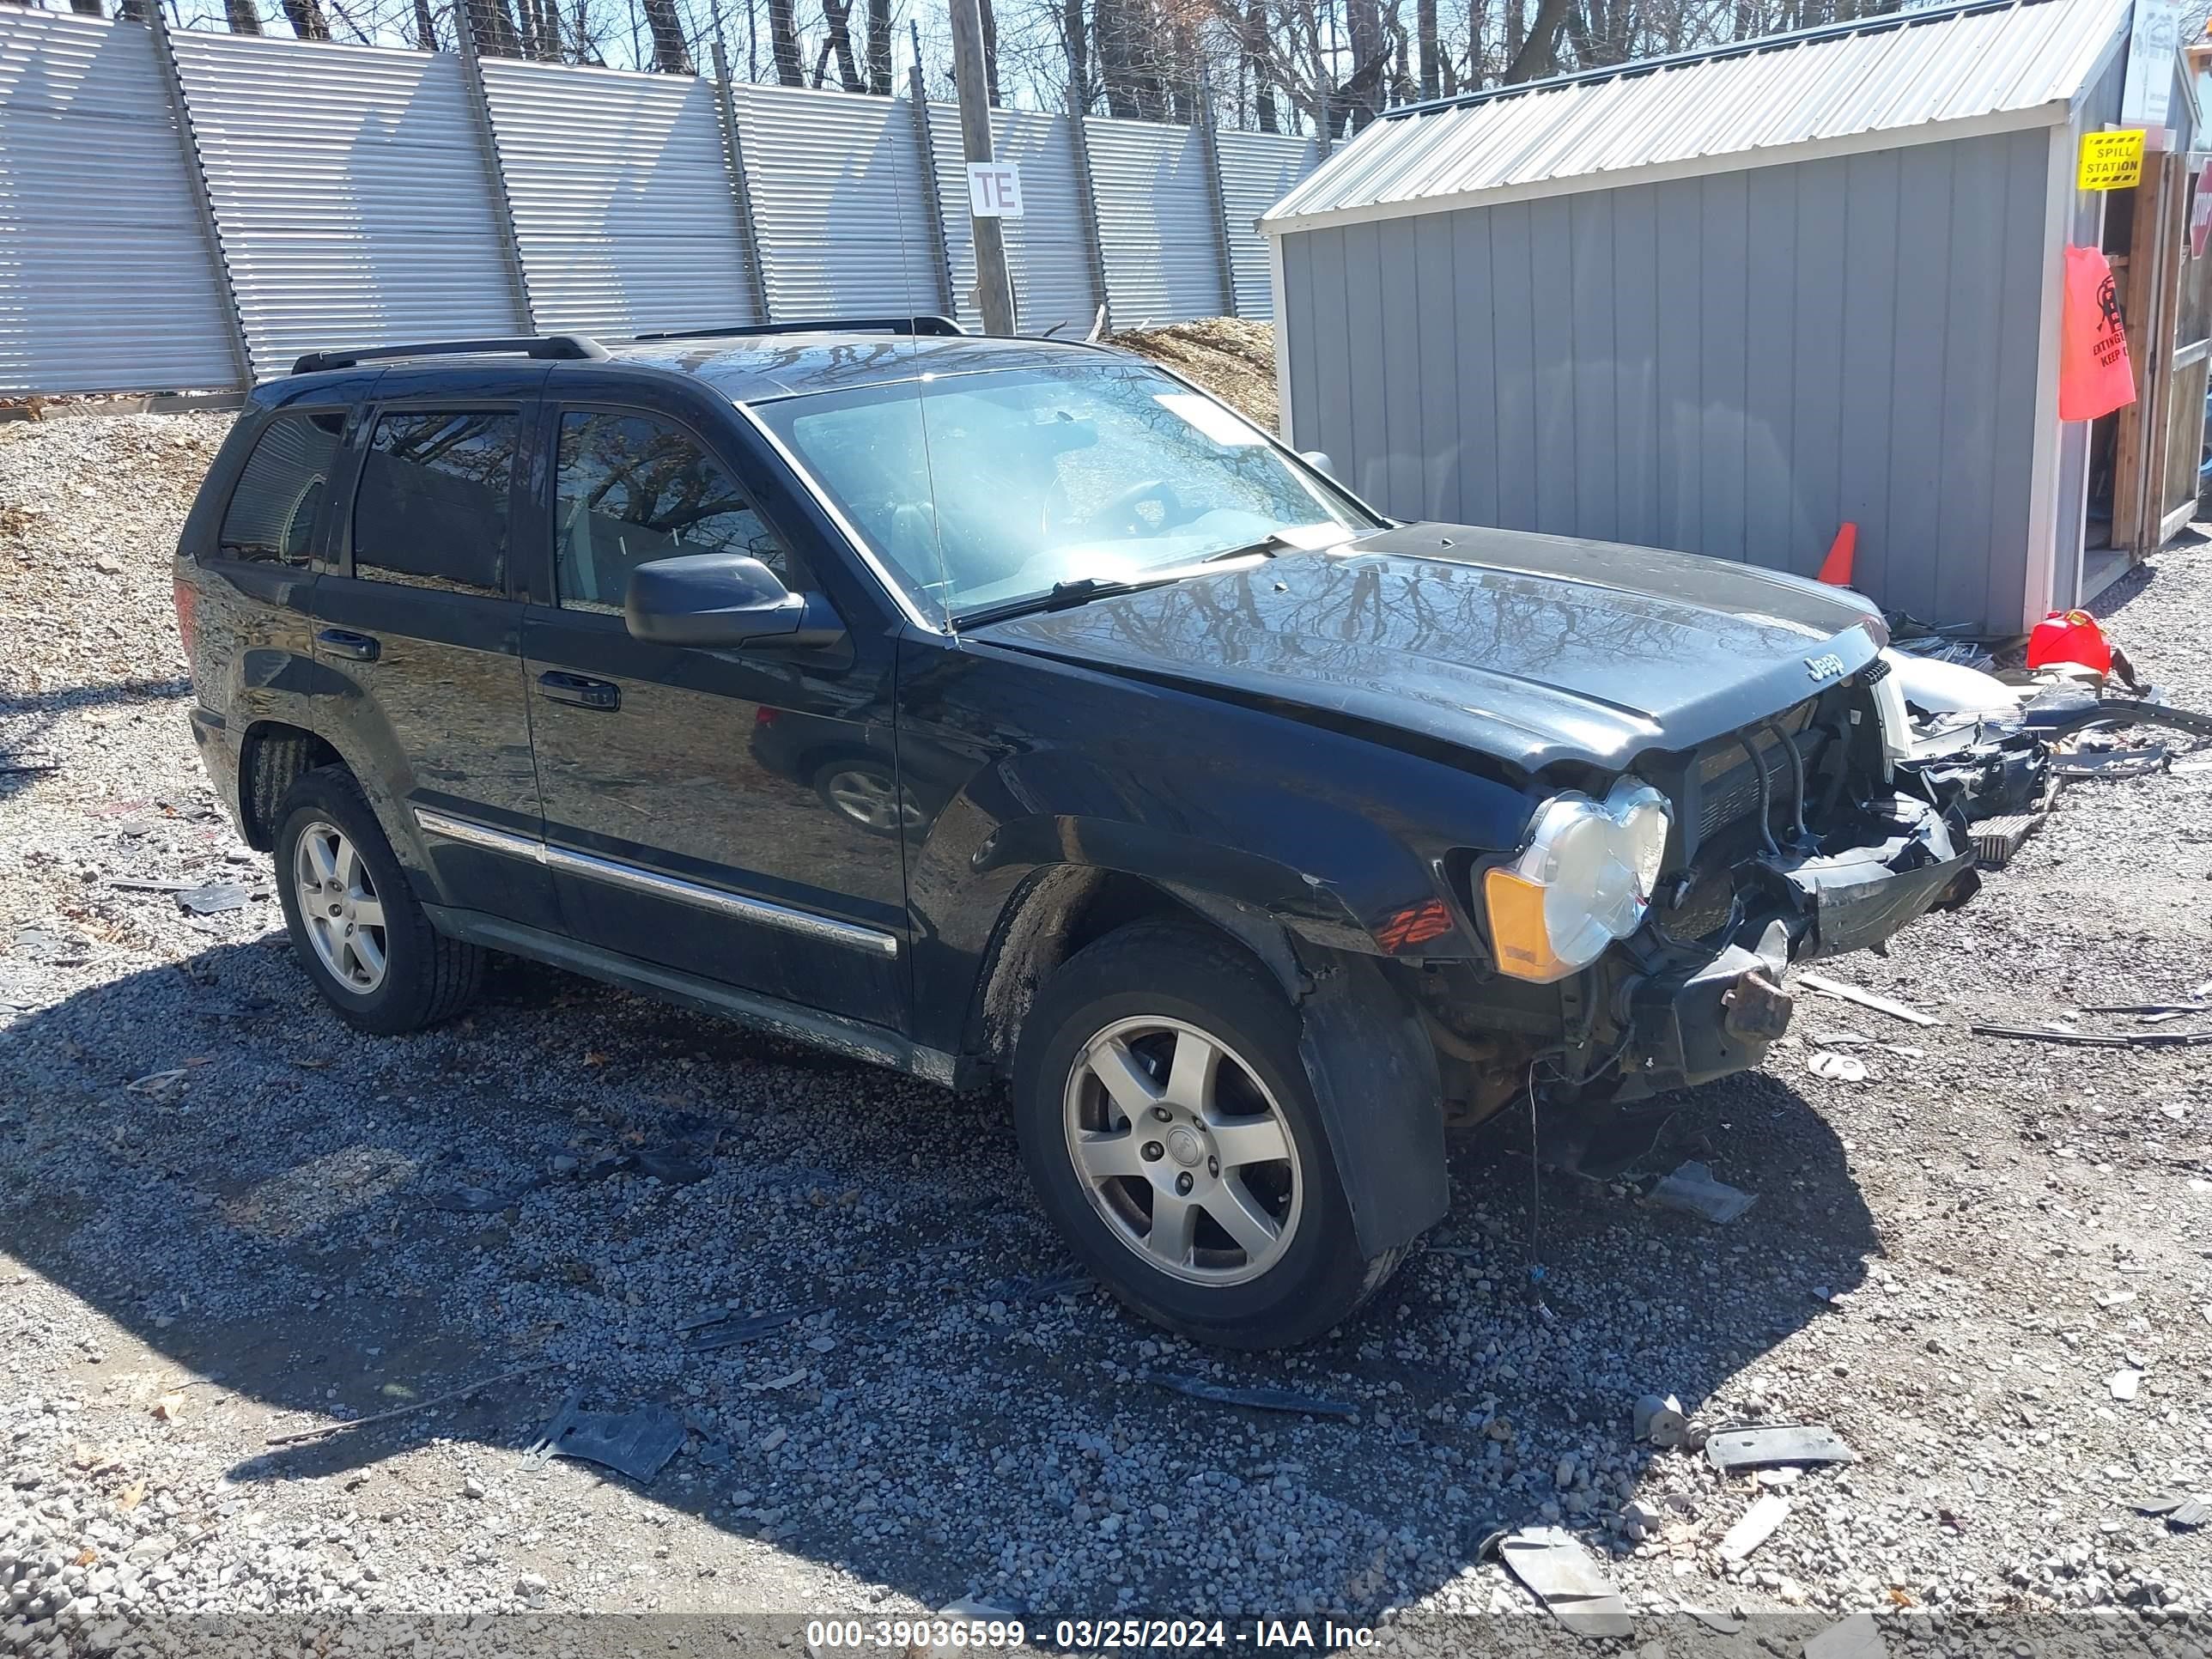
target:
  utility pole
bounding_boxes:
[946,0,1016,335]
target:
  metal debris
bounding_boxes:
[174,881,253,916]
[1705,1424,1857,1474]
[266,1361,553,1448]
[1633,1392,1689,1448]
[527,1393,685,1484]
[689,1305,826,1352]
[1496,1525,1632,1638]
[1795,973,1939,1026]
[1148,1374,1357,1419]
[1971,1022,2212,1049]
[2052,745,2169,780]
[1647,1160,1758,1225]
[1718,1493,1791,1563]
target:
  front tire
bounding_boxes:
[272,766,483,1035]
[1013,920,1398,1349]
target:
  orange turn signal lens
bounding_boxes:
[1482,866,1568,982]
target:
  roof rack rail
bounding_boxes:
[289,335,611,375]
[631,316,968,343]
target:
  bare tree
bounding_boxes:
[282,0,334,35]
[224,0,265,30]
[766,0,803,81]
[865,0,893,90]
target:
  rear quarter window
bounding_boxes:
[217,411,345,565]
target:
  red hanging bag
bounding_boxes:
[2058,246,2136,422]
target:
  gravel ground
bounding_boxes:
[3,410,2212,1657]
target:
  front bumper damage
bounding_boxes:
[1614,792,1977,1096]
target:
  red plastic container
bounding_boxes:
[2025,609,2113,676]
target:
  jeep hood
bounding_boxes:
[963,524,1887,775]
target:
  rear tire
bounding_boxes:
[1013,919,1399,1349]
[272,766,482,1035]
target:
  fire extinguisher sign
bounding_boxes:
[2078,129,2147,191]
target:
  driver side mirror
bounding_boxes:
[1299,450,1335,478]
[624,553,846,650]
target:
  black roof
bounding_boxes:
[605,331,1121,405]
[276,327,1122,407]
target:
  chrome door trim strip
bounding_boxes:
[414,807,544,862]
[411,806,901,959]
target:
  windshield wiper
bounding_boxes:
[1202,532,1297,563]
[952,573,1185,629]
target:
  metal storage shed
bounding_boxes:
[1261,0,2205,635]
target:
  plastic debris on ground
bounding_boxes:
[1494,1525,1632,1638]
[1646,1160,1757,1224]
[1147,1374,1357,1419]
[1717,1493,1791,1563]
[1704,1423,1857,1474]
[1806,1050,1868,1083]
[527,1392,685,1484]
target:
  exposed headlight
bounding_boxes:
[1481,778,1671,982]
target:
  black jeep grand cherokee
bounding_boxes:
[175,325,1975,1348]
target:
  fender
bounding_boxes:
[1160,884,1450,1258]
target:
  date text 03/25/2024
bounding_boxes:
[804,1617,1379,1650]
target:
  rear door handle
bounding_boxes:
[316,628,379,662]
[537,671,620,712]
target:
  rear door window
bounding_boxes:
[552,410,796,613]
[352,410,520,598]
[218,411,345,565]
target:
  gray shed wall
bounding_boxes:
[1279,127,2056,634]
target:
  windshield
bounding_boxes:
[751,362,1381,624]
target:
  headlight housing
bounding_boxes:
[1481,778,1671,982]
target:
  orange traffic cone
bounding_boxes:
[1817,522,1857,587]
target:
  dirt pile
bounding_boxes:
[1111,318,1279,430]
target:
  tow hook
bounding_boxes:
[1722,969,1794,1042]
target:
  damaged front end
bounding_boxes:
[1421,665,1978,1132]
[1613,789,1976,1097]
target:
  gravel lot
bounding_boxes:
[3,410,2212,1656]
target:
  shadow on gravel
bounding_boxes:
[0,675,194,805]
[0,934,1879,1618]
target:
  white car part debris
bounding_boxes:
[1719,1493,1791,1563]
[1497,1526,1632,1638]
[1796,972,1940,1026]
[1870,661,1913,766]
[1881,647,2024,718]
[1648,1161,1758,1224]
[1807,1050,1868,1083]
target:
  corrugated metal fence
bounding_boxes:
[0,9,1322,394]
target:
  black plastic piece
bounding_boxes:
[289,335,611,375]
[630,316,967,342]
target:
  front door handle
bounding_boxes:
[316,628,380,662]
[538,671,620,712]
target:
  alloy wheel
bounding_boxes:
[292,819,388,994]
[1061,1015,1303,1286]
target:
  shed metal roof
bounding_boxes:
[1264,0,2130,232]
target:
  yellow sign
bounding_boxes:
[2079,129,2146,191]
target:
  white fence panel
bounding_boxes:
[925,105,1098,337]
[0,12,237,394]
[1215,130,1318,320]
[171,32,523,380]
[1082,116,1226,328]
[482,59,760,337]
[736,83,944,321]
